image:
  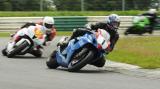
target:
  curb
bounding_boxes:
[105,60,140,70]
[105,60,160,79]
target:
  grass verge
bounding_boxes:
[0,11,145,17]
[0,31,72,37]
[107,36,160,69]
[0,32,10,37]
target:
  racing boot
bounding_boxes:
[57,37,70,49]
[90,56,106,67]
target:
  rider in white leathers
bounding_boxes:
[2,16,55,57]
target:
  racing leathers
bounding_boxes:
[58,22,119,67]
[88,22,119,52]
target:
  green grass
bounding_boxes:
[57,31,72,36]
[0,32,10,37]
[0,11,146,17]
[0,31,72,37]
[107,36,160,69]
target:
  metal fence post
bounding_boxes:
[122,0,125,11]
[40,0,43,11]
[81,0,84,11]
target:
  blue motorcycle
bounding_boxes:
[46,29,110,72]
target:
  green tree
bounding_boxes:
[53,0,153,11]
[54,0,81,11]
[85,0,122,11]
[3,1,12,11]
[0,0,55,11]
[0,0,12,11]
[25,0,40,11]
[125,0,152,10]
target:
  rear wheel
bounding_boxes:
[46,51,59,69]
[30,49,42,58]
[68,47,95,72]
[7,41,29,58]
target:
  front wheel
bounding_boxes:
[2,48,7,56]
[7,41,29,58]
[46,51,59,69]
[68,47,95,72]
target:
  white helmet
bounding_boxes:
[148,9,157,14]
[107,14,120,29]
[43,16,54,30]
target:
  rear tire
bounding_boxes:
[68,47,95,72]
[46,51,59,69]
[7,41,29,58]
[30,49,42,58]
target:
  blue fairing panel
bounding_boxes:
[55,33,98,67]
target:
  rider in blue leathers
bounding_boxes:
[58,14,120,67]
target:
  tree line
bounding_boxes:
[0,0,54,11]
[0,0,157,11]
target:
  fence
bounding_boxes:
[0,16,160,32]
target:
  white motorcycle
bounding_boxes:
[2,28,45,58]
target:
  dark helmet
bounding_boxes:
[106,14,120,30]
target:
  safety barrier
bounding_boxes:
[0,16,159,32]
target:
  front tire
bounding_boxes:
[68,47,95,72]
[7,41,29,58]
[46,51,59,69]
[2,48,7,56]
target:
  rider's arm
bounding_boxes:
[90,22,108,31]
[69,28,92,40]
[108,31,119,52]
[45,27,56,41]
[85,22,107,31]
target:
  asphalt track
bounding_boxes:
[0,37,160,89]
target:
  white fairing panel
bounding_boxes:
[96,29,110,50]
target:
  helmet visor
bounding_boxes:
[44,23,53,29]
[112,22,120,29]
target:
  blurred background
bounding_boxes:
[0,0,159,11]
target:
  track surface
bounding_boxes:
[0,37,159,89]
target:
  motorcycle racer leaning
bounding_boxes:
[58,14,120,67]
[2,16,56,57]
[140,9,158,33]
